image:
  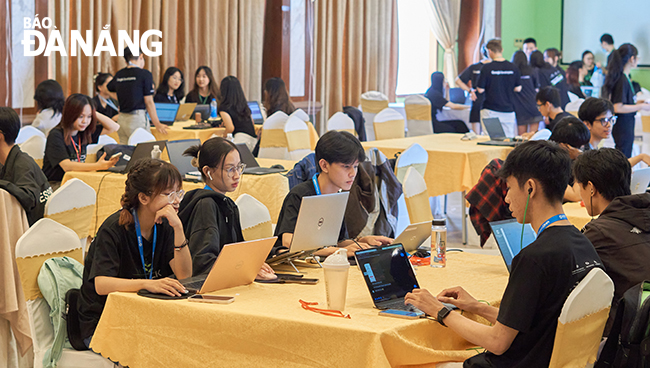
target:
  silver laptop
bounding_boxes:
[267,192,350,265]
[154,103,197,125]
[477,117,520,147]
[489,219,536,272]
[630,168,650,195]
[167,139,201,177]
[392,221,431,252]
[236,143,286,175]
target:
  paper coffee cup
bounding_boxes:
[323,249,350,311]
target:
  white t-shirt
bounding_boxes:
[32,108,62,136]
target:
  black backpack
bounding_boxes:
[64,288,88,351]
[596,281,650,367]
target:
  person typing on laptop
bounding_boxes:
[405,141,603,367]
[273,131,392,258]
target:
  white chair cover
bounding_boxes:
[232,133,258,152]
[258,111,290,160]
[360,91,389,141]
[565,99,584,117]
[18,135,47,168]
[373,108,405,140]
[289,108,310,122]
[402,167,433,224]
[394,143,428,184]
[16,126,46,144]
[327,112,356,134]
[404,95,434,137]
[127,127,156,146]
[235,194,273,241]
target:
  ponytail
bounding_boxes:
[602,43,638,100]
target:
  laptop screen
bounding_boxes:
[167,139,201,176]
[355,244,419,304]
[248,101,264,122]
[155,103,180,123]
[489,219,536,272]
[483,118,506,139]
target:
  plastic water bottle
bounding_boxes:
[151,145,162,160]
[210,99,218,118]
[431,218,447,268]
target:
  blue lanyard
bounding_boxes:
[312,173,321,195]
[99,95,119,112]
[537,214,568,235]
[132,209,157,279]
[204,185,212,191]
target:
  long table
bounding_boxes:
[89,252,509,368]
[151,120,226,143]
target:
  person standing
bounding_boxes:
[511,50,543,135]
[531,50,570,109]
[456,45,490,133]
[522,38,537,61]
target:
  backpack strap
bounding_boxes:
[595,295,626,368]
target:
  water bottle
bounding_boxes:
[210,98,218,118]
[431,218,447,268]
[151,145,162,160]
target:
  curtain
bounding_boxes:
[422,0,461,87]
[51,0,264,101]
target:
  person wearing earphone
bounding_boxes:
[405,141,603,367]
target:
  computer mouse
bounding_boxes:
[413,249,430,258]
[270,164,284,170]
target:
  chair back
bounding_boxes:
[19,135,46,168]
[548,268,614,368]
[290,108,310,122]
[258,111,290,159]
[404,95,434,137]
[449,88,467,104]
[373,108,405,140]
[235,194,273,241]
[327,112,356,134]
[16,126,46,144]
[44,179,96,246]
[394,143,428,184]
[127,127,156,145]
[232,132,258,152]
[402,167,433,224]
[284,115,313,161]
[360,91,389,141]
[565,99,584,118]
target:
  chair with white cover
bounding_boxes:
[404,95,434,137]
[360,91,389,141]
[373,108,405,141]
[235,194,273,241]
[127,127,156,146]
[16,126,46,144]
[15,219,114,368]
[548,267,614,368]
[327,112,356,134]
[284,115,313,161]
[232,133,258,152]
[44,179,96,255]
[394,143,428,184]
[18,134,47,168]
[258,111,290,159]
[402,167,433,224]
[290,108,310,122]
[565,99,584,118]
[290,109,319,150]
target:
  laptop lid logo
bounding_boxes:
[318,217,324,229]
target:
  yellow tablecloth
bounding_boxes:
[151,120,226,143]
[363,134,513,197]
[563,202,594,230]
[90,252,508,368]
[61,157,295,235]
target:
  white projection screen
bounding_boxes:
[562,0,650,67]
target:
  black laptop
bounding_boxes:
[236,143,287,175]
[477,117,522,147]
[167,139,201,177]
[106,141,168,174]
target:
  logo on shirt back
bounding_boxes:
[491,70,514,75]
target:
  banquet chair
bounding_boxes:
[258,111,290,160]
[289,108,310,122]
[16,126,46,144]
[548,268,613,368]
[565,99,584,118]
[290,109,319,150]
[232,133,258,152]
[15,219,114,368]
[402,167,433,224]
[18,135,46,168]
[235,194,273,241]
[404,95,434,137]
[373,108,405,141]
[327,112,356,135]
[394,143,428,184]
[360,91,389,141]
[284,115,313,161]
[127,128,155,146]
[44,178,96,255]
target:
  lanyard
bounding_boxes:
[70,135,81,162]
[311,173,321,195]
[132,209,157,279]
[537,214,567,235]
[99,95,119,112]
[199,94,209,105]
[204,185,212,190]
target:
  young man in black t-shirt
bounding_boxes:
[522,38,537,60]
[456,45,490,133]
[536,86,570,132]
[108,47,167,143]
[405,140,603,368]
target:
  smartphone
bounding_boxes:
[110,152,123,160]
[187,295,234,304]
[378,309,424,319]
[281,278,319,285]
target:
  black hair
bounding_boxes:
[578,98,614,125]
[498,140,571,203]
[511,50,532,75]
[529,50,546,69]
[94,73,113,93]
[602,43,638,100]
[0,107,21,144]
[582,50,594,60]
[219,76,252,126]
[34,80,65,117]
[549,116,591,149]
[523,38,537,46]
[573,148,631,201]
[315,131,366,173]
[123,46,142,63]
[263,77,296,116]
[485,39,502,53]
[536,86,561,108]
[156,67,185,102]
[183,137,239,182]
[600,34,614,45]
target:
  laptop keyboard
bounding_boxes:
[381,299,424,314]
[180,275,207,290]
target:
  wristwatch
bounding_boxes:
[437,305,453,327]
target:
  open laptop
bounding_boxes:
[630,168,650,194]
[489,218,537,272]
[392,221,431,252]
[167,139,201,177]
[477,117,522,147]
[267,192,350,266]
[193,104,211,121]
[154,103,197,125]
[180,237,277,293]
[236,143,286,175]
[248,101,265,125]
[106,140,168,174]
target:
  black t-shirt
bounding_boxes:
[610,74,635,119]
[477,60,521,112]
[91,95,119,119]
[185,90,216,105]
[42,126,103,182]
[78,211,176,340]
[273,179,348,251]
[219,106,257,138]
[459,62,487,123]
[537,65,570,109]
[107,67,154,113]
[465,226,602,368]
[512,71,542,123]
[424,90,449,124]
[547,111,571,132]
[153,92,179,104]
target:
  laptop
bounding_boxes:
[106,140,168,174]
[267,192,350,265]
[236,143,286,175]
[630,168,650,194]
[489,219,537,272]
[167,139,201,177]
[477,117,522,147]
[193,104,211,121]
[180,237,277,293]
[248,101,265,125]
[154,103,197,125]
[392,221,431,252]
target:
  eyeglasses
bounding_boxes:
[595,116,617,127]
[162,190,185,203]
[171,75,183,83]
[224,163,246,177]
[536,103,545,110]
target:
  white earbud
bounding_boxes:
[207,171,213,181]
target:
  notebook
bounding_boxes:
[477,117,522,147]
[489,218,537,272]
[106,141,168,174]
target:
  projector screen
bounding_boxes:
[562,0,650,67]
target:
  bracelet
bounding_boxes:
[175,239,188,251]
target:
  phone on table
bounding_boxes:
[188,295,235,304]
[109,152,123,160]
[378,309,425,319]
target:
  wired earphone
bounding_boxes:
[520,186,532,250]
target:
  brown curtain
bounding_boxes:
[314,0,398,133]
[51,0,264,101]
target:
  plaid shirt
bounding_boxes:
[465,158,512,247]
